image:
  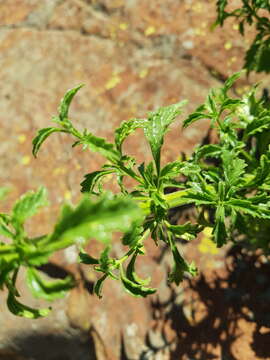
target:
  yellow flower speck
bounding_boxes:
[21,156,30,165]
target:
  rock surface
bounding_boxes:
[0,1,270,359]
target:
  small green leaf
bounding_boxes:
[7,291,51,319]
[75,132,120,162]
[160,161,183,180]
[168,222,202,240]
[227,198,270,218]
[168,244,197,285]
[213,205,227,247]
[143,101,187,173]
[26,268,75,301]
[122,223,143,248]
[126,253,151,286]
[94,274,108,298]
[244,35,270,73]
[183,104,208,128]
[79,250,99,264]
[0,214,13,238]
[115,118,146,152]
[32,127,66,157]
[223,72,243,93]
[12,187,48,226]
[222,150,247,187]
[121,266,156,298]
[58,84,84,121]
[245,116,270,136]
[80,169,115,193]
[181,191,216,206]
[98,246,111,272]
[195,144,222,160]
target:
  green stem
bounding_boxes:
[137,189,189,214]
[115,228,150,266]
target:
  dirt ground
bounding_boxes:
[0,0,270,359]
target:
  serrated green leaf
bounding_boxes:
[12,187,48,226]
[168,222,202,240]
[138,162,157,187]
[160,161,183,180]
[195,144,222,160]
[58,84,84,121]
[246,153,270,187]
[80,169,115,193]
[227,198,270,218]
[115,118,147,152]
[143,101,187,173]
[98,246,111,272]
[0,214,13,238]
[75,132,120,162]
[244,35,270,73]
[121,266,156,298]
[122,222,143,248]
[216,0,228,25]
[26,268,75,301]
[221,98,244,112]
[181,191,216,205]
[168,244,197,285]
[223,72,243,93]
[79,250,99,264]
[206,92,217,114]
[222,150,247,187]
[245,116,270,136]
[180,162,201,176]
[42,193,143,251]
[94,274,108,298]
[213,205,227,247]
[32,127,66,157]
[7,291,51,319]
[183,105,207,128]
[126,252,151,286]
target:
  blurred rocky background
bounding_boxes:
[1,0,270,359]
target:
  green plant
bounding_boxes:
[215,0,270,72]
[1,72,270,317]
[0,188,142,318]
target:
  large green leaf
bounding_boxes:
[42,193,143,251]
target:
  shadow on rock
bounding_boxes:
[8,331,96,360]
[143,244,270,360]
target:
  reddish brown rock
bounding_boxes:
[1,1,270,359]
